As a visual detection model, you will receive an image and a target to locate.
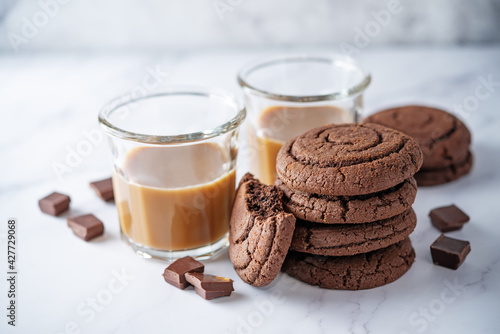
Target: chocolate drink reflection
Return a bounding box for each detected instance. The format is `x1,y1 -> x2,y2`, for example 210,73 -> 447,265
248,105 -> 353,185
113,143 -> 235,251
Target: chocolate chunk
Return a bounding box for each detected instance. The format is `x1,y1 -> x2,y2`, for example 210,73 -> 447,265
39,192 -> 71,216
194,287 -> 232,300
162,257 -> 204,289
90,178 -> 114,202
67,214 -> 104,241
185,272 -> 234,291
429,204 -> 470,232
165,280 -> 190,290
430,234 -> 471,270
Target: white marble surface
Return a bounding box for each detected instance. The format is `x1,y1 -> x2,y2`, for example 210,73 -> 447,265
1,46 -> 500,334
1,0 -> 500,52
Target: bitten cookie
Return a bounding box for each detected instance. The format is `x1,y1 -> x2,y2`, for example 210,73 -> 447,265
363,106 -> 471,170
229,173 -> 296,287
276,177 -> 417,224
290,208 -> 416,256
282,238 -> 415,290
276,123 -> 423,196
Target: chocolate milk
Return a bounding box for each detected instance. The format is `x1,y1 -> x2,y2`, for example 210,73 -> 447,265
248,105 -> 353,184
113,143 -> 235,251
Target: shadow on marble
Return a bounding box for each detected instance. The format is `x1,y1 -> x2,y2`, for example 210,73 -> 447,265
210,291 -> 246,304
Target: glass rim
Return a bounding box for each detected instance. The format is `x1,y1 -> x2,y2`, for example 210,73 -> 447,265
237,53 -> 371,102
98,86 -> 246,144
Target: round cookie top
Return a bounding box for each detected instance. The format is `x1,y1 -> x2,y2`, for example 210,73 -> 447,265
276,123 -> 423,196
363,105 -> 471,169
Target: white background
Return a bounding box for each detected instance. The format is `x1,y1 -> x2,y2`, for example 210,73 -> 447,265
0,0 -> 499,52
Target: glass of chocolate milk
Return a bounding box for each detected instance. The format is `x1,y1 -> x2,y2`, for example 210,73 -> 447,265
238,54 -> 371,185
99,87 -> 245,260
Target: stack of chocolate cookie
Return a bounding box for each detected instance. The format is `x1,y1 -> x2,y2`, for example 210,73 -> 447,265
364,105 -> 473,186
275,123 -> 423,290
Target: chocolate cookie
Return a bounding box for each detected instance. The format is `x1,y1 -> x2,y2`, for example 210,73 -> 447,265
290,208 -> 416,256
363,106 -> 471,170
415,151 -> 473,186
276,123 -> 423,196
229,173 -> 296,287
282,238 -> 415,290
276,177 -> 417,224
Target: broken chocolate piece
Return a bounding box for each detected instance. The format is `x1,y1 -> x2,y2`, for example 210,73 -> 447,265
67,214 -> 104,241
430,234 -> 471,270
39,192 -> 71,216
90,178 -> 114,202
185,272 -> 234,291
429,204 -> 470,232
165,280 -> 190,290
194,287 -> 232,300
162,257 -> 204,289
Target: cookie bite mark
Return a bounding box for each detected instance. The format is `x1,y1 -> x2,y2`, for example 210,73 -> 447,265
229,173 -> 296,287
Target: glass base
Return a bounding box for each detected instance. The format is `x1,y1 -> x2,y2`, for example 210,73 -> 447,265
120,231 -> 229,261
